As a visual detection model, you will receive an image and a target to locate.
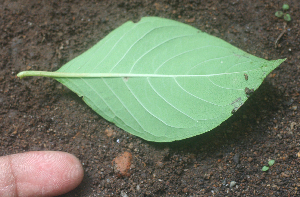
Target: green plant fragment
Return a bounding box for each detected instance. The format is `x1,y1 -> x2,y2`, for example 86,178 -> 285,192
262,166 -> 269,171
268,159 -> 275,166
282,4 -> 289,10
275,11 -> 283,18
17,17 -> 286,142
284,14 -> 291,21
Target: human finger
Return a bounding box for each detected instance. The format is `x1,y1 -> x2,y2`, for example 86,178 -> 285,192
0,151 -> 84,197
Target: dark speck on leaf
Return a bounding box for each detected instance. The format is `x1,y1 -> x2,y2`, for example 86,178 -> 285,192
231,109 -> 236,114
245,87 -> 254,97
123,77 -> 129,82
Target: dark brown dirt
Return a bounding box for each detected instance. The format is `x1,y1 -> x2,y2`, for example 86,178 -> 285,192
1,0 -> 299,196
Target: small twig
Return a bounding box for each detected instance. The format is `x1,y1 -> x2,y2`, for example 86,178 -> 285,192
275,22 -> 287,48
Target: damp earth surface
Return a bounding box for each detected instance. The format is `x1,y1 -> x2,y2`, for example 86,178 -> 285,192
1,0 -> 300,196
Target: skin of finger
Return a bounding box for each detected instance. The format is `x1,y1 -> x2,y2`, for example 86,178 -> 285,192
0,151 -> 84,197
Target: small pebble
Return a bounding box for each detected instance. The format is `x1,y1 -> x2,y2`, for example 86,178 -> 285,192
120,191 -> 128,197
213,29 -> 220,34
291,105 -> 297,111
204,173 -> 211,180
233,153 -> 240,164
182,187 -> 188,193
222,178 -> 227,185
156,161 -> 164,168
281,172 -> 290,178
104,127 -> 115,137
112,151 -> 132,177
128,143 -> 134,149
291,122 -> 297,130
230,181 -> 236,188
185,17 -> 195,23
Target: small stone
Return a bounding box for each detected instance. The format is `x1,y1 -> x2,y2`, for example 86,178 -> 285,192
128,143 -> 134,149
57,32 -> 63,37
10,130 -> 17,136
204,173 -> 211,180
156,161 -> 164,168
230,181 -> 236,188
120,191 -> 128,197
154,2 -> 163,10
185,17 -> 195,23
56,84 -> 63,90
105,127 -> 115,137
291,122 -> 297,130
281,172 -> 290,178
297,152 -> 300,158
233,153 -> 240,164
112,151 -> 132,177
222,178 -> 227,185
213,29 -> 220,34
291,106 -> 297,111
182,187 -> 189,193
215,152 -> 223,157
248,157 -> 253,162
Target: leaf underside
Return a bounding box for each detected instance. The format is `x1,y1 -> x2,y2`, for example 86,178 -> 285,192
45,17 -> 285,142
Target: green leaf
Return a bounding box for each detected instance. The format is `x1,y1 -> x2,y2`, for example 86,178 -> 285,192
17,17 -> 285,142
268,159 -> 275,166
275,11 -> 283,18
262,166 -> 269,172
282,4 -> 289,10
284,14 -> 291,22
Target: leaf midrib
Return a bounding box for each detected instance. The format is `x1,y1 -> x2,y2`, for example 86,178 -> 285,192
17,68 -> 265,79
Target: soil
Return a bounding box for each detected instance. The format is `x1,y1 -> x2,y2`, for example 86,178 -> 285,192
1,0 -> 299,196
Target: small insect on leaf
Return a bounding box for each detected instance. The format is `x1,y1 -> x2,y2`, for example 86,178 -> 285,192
244,73 -> 248,81
16,17 -> 286,142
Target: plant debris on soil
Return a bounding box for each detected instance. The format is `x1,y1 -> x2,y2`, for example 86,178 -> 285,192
1,0 -> 299,196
